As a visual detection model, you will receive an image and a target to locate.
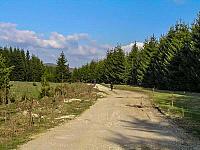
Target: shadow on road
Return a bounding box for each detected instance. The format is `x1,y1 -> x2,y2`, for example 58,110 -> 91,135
105,117 -> 196,150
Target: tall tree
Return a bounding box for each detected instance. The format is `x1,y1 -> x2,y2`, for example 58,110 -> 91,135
142,36 -> 159,87
153,24 -> 185,90
166,23 -> 192,91
44,65 -> 57,82
135,36 -> 158,85
0,54 -> 13,104
191,12 -> 200,91
95,60 -> 106,83
30,55 -> 44,82
56,51 -> 70,82
126,42 -> 139,85
72,67 -> 81,82
10,48 -> 26,81
104,46 -> 126,84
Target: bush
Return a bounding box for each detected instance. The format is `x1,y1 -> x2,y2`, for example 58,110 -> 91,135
10,96 -> 16,103
40,76 -> 51,98
40,86 -> 51,98
33,82 -> 37,86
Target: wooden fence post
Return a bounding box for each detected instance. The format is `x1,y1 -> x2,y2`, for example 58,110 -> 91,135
171,94 -> 174,107
182,108 -> 184,118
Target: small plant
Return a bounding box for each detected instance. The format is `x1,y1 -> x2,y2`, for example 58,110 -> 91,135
21,94 -> 28,101
32,82 -> 37,86
40,76 -> 50,98
10,96 -> 15,103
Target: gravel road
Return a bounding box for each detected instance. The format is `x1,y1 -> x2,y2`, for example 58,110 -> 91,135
20,84 -> 200,150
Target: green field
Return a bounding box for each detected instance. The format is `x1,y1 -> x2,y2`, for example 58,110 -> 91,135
10,81 -> 60,99
108,84 -> 200,138
0,82 -> 98,149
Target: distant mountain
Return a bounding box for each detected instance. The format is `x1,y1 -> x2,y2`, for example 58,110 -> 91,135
44,63 -> 74,72
44,63 -> 57,67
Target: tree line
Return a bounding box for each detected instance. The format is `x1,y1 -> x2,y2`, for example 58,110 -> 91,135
0,47 -> 44,82
0,48 -> 71,83
0,48 -> 71,103
72,12 -> 200,92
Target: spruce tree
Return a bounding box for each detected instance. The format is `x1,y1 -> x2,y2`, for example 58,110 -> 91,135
44,66 -> 57,82
167,23 -> 192,91
95,60 -> 105,83
126,42 -> 139,85
142,36 -> 159,87
30,55 -> 45,82
0,54 -> 13,104
10,48 -> 26,81
104,46 -> 126,84
56,51 -> 70,82
191,12 -> 200,91
135,36 -> 158,85
72,68 -> 80,82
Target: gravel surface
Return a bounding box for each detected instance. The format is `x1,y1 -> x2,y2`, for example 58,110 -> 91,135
20,84 -> 200,150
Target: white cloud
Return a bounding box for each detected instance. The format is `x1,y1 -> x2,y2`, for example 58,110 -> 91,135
0,22 -> 112,67
0,23 -> 89,49
121,42 -> 144,53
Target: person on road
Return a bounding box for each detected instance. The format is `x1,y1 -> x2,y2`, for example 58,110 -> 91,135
110,82 -> 113,91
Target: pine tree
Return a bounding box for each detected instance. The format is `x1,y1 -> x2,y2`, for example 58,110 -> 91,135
95,60 -> 105,83
0,54 -> 13,104
88,60 -> 97,82
126,42 -> 139,85
154,24 -> 185,90
104,46 -> 126,84
44,66 -> 57,82
142,36 -> 159,87
191,12 -> 200,91
30,55 -> 45,82
10,48 -> 26,81
135,36 -> 158,85
56,51 -> 70,82
167,23 -> 192,91
72,68 -> 80,82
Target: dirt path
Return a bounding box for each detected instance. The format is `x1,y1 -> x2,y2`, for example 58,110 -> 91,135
20,84 -> 200,150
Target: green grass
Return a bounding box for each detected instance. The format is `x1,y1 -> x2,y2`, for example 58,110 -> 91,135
108,84 -> 200,138
10,81 -> 60,99
0,82 -> 98,149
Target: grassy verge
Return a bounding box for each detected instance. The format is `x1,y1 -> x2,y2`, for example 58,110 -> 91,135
0,82 -> 98,149
105,84 -> 200,139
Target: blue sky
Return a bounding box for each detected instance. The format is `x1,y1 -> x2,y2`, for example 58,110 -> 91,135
0,0 -> 199,67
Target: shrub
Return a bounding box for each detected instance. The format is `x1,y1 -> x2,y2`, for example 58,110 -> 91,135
32,82 -> 37,86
